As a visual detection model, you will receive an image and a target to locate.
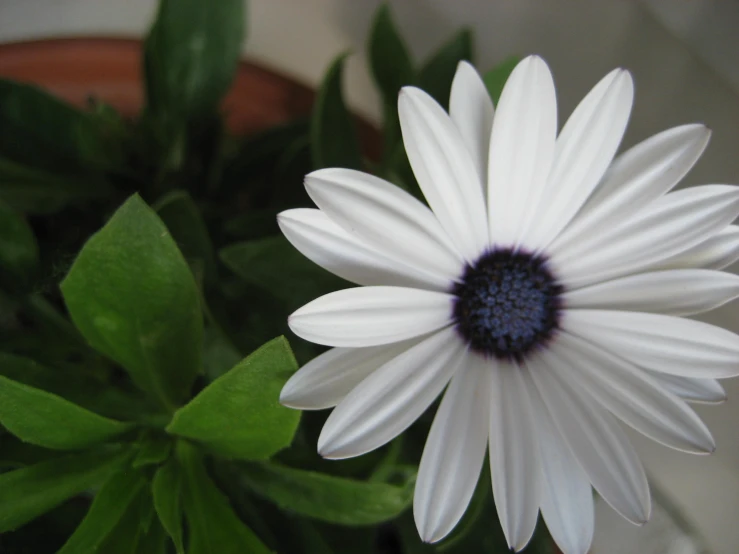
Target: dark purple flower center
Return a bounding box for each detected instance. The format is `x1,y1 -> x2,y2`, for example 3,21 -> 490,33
451,248 -> 563,361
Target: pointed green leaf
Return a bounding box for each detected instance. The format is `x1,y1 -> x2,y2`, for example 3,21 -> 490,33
144,0 -> 244,118
152,458 -> 185,554
179,442 -> 272,554
61,194 -> 203,410
418,29 -> 473,109
0,157 -> 111,215
220,236 -> 349,311
0,351 -> 153,422
0,199 -> 37,291
155,190 -> 217,285
0,79 -> 122,173
0,376 -> 132,449
483,56 -> 520,104
97,492 -> 167,554
57,469 -> 147,554
367,4 -> 416,166
0,448 -> 129,532
368,4 -> 415,105
239,461 -> 416,525
311,53 -> 363,170
167,337 -> 299,460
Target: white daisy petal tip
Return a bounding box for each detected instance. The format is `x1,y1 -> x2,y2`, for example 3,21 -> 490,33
415,511 -> 455,545
278,384 -> 305,410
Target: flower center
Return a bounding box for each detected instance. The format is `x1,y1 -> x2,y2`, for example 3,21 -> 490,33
451,248 -> 563,361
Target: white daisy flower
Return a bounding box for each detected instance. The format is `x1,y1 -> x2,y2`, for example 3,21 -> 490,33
277,55 -> 739,554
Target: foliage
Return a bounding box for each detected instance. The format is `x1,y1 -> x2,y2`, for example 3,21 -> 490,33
0,1 -> 529,553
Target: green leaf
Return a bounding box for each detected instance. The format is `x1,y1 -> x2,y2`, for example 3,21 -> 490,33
0,351 -> 154,422
152,458 -> 185,554
144,0 -> 244,118
311,53 -> 363,170
178,442 -> 272,554
0,79 -> 122,173
155,190 -> 217,285
61,194 -> 203,410
0,376 -> 132,450
368,4 -> 415,106
202,324 -> 243,382
132,434 -> 172,468
0,157 -> 112,215
367,4 -> 416,166
166,337 -> 300,460
220,236 -> 350,311
57,469 -> 148,554
0,199 -> 37,291
0,447 -> 129,532
483,56 -> 520,104
418,29 -> 474,109
239,461 -> 416,525
97,492 -> 167,554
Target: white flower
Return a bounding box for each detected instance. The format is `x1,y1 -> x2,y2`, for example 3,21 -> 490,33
277,55 -> 739,554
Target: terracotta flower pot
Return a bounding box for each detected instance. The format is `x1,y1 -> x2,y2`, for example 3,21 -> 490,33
0,37 -> 379,157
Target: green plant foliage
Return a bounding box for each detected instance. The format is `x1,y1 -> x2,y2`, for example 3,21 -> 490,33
132,434 -> 172,468
178,442 -> 272,553
368,3 -> 416,168
61,194 -> 203,410
220,236 -> 350,310
97,496 -> 168,554
418,29 -> 474,109
311,53 -> 363,170
0,199 -> 37,291
167,337 -> 300,460
56,469 -> 148,553
0,79 -> 122,174
240,461 -> 416,525
0,352 -> 150,422
0,448 -> 129,532
483,56 -> 520,104
368,4 -> 415,108
144,0 -> 245,119
0,376 -> 132,450
152,458 -> 185,554
0,156 -> 112,214
155,189 -> 217,285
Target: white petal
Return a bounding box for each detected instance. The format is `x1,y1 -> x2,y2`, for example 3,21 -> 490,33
278,209 -> 451,291
564,309 -> 739,379
527,69 -> 634,252
489,360 -> 541,551
486,55 -> 557,248
288,286 -> 454,348
552,333 -> 715,454
280,339 -> 422,410
449,61 -> 494,187
305,168 -> 463,281
527,352 -> 651,525
550,124 -> 711,256
398,87 -> 489,261
414,352 -> 490,543
645,372 -> 727,404
563,269 -> 739,316
554,185 -> 739,288
317,327 -> 465,459
526,377 -> 594,554
660,225 -> 739,271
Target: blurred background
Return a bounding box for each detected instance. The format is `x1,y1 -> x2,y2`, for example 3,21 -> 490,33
1,1 -> 738,552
